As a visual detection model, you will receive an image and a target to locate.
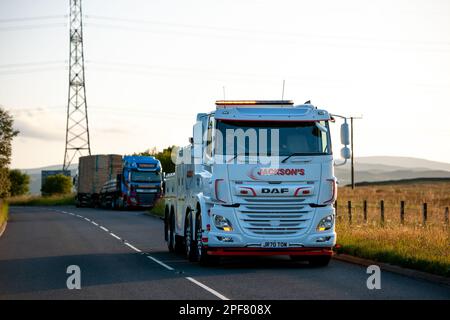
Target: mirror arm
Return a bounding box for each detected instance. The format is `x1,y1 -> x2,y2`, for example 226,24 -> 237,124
334,158 -> 348,167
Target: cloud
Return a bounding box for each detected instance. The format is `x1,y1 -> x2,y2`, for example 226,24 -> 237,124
14,118 -> 63,141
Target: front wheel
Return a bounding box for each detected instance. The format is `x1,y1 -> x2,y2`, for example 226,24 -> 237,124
195,210 -> 220,266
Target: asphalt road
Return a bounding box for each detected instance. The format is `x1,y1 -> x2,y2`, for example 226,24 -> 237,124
0,206 -> 449,300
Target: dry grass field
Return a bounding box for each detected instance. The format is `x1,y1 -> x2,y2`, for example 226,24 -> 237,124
336,181 -> 450,276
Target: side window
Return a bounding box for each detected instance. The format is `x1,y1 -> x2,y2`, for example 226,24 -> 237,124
205,115 -> 214,158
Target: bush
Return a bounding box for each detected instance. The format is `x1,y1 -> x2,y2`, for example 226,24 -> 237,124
41,174 -> 73,196
9,169 -> 30,196
137,146 -> 175,174
0,107 -> 19,198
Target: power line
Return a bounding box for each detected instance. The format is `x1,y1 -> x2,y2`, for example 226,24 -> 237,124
0,15 -> 66,23
0,60 -> 66,69
84,14 -> 450,49
0,22 -> 67,32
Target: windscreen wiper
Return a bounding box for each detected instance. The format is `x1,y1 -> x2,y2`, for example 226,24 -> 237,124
281,153 -> 319,163
227,152 -> 259,163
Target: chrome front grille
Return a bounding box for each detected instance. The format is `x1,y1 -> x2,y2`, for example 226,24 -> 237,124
236,201 -> 313,236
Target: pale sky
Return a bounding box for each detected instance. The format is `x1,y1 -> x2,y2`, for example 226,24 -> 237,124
1,0 -> 449,169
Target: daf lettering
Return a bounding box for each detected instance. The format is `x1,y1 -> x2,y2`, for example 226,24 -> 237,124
261,188 -> 289,194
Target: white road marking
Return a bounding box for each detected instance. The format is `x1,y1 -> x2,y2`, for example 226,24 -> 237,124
76,214 -> 82,218
110,233 -> 121,241
100,226 -> 109,232
185,277 -> 230,301
91,221 -> 99,226
146,256 -> 175,271
84,217 -> 91,222
124,242 -> 142,253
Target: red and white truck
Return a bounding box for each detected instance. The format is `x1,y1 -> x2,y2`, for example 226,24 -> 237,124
164,100 -> 350,265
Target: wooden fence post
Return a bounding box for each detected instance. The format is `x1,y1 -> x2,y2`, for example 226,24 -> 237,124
363,200 -> 367,223
400,201 -> 405,225
380,200 -> 384,226
422,203 -> 427,226
445,207 -> 449,226
348,201 -> 352,224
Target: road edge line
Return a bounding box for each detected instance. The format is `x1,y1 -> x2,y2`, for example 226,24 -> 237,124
333,253 -> 450,287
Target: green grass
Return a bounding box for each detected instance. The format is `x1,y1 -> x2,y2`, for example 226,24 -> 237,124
336,223 -> 450,277
148,199 -> 165,217
7,194 -> 76,206
0,201 -> 8,228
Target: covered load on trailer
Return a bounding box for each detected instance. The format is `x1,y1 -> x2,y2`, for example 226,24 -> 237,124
76,154 -> 123,207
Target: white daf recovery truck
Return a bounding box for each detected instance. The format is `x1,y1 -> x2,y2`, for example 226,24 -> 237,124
164,100 -> 351,265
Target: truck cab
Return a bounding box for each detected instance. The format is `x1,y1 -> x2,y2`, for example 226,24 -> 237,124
119,155 -> 163,209
164,100 -> 350,265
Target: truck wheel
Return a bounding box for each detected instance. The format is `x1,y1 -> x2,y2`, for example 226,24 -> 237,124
184,211 -> 197,262
308,255 -> 331,267
195,210 -> 219,266
168,214 -> 176,252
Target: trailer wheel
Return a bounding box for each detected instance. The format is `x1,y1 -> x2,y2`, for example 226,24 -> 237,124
184,210 -> 197,261
308,255 -> 331,267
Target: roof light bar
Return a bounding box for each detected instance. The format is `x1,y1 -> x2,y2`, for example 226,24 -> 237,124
215,100 -> 294,106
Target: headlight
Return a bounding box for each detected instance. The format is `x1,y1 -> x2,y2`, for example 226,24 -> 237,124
316,215 -> 334,232
213,215 -> 233,232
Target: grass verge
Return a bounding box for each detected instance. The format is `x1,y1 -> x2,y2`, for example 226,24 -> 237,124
0,201 -> 8,229
7,194 -> 76,206
148,199 -> 165,218
336,223 -> 450,277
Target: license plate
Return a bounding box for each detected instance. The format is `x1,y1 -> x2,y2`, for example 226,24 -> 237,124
262,241 -> 288,248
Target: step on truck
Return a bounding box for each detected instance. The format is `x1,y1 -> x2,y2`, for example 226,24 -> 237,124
164,100 -> 351,266
76,155 -> 163,209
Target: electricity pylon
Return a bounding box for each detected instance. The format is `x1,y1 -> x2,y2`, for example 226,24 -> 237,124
63,0 -> 91,170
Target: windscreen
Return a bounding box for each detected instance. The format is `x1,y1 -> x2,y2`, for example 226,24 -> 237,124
130,171 -> 161,183
215,120 -> 331,157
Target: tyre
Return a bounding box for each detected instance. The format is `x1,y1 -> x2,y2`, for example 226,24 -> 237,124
184,210 -> 197,262
195,209 -> 220,266
168,213 -> 176,252
308,255 -> 331,267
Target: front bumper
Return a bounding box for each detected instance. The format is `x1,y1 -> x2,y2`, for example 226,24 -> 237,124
204,246 -> 333,257
205,204 -> 336,249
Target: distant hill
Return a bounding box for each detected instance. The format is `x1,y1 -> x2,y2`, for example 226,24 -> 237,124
355,156 -> 450,172
14,156 -> 450,194
335,156 -> 450,186
353,177 -> 450,187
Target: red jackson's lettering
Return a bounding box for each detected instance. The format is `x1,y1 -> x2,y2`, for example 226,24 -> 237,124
257,168 -> 305,176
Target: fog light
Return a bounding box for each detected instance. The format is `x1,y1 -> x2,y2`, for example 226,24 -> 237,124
316,236 -> 331,243
316,215 -> 334,232
217,236 -> 234,242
